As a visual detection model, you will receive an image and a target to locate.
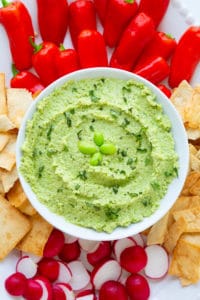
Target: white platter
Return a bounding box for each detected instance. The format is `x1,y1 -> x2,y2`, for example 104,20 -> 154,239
0,0 -> 200,299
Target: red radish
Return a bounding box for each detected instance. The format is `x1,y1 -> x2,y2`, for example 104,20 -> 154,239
52,285 -> 67,300
87,241 -> 111,266
113,238 -> 136,262
79,239 -> 100,252
76,295 -> 96,300
5,272 -> 27,296
76,289 -> 94,297
68,260 -> 91,291
75,281 -> 94,295
118,269 -> 130,285
99,280 -> 128,300
23,278 -> 43,300
43,229 -> 65,257
38,258 -> 59,282
64,234 -> 78,244
22,252 -> 42,263
16,256 -> 37,279
52,283 -> 75,300
144,245 -> 169,279
56,261 -> 72,283
76,289 -> 96,300
35,276 -> 53,300
79,250 -> 93,272
120,245 -> 147,273
131,234 -> 145,247
91,259 -> 121,290
59,241 -> 81,262
125,274 -> 150,300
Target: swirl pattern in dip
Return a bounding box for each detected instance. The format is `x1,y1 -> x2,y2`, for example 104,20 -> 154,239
20,78 -> 178,233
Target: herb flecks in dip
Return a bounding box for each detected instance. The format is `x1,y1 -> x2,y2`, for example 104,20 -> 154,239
20,78 -> 178,233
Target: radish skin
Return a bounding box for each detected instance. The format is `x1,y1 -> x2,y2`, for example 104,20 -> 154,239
144,244 -> 169,279
56,261 -> 72,283
91,259 -> 121,290
79,239 -> 100,253
113,238 -> 136,262
131,234 -> 145,247
79,250 -> 94,272
16,256 -> 37,279
68,261 -> 91,291
53,283 -> 75,300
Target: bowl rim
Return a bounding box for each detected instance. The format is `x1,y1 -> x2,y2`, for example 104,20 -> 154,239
16,67 -> 189,241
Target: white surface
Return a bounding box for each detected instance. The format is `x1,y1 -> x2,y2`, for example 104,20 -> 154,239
0,0 -> 200,299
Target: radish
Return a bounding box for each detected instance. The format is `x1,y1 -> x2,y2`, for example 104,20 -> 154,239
56,261 -> 72,283
35,276 -> 53,300
87,241 -> 111,266
43,229 -> 65,258
131,234 -> 145,247
68,260 -> 91,290
91,259 -> 121,290
5,272 -> 27,296
64,234 -> 78,244
118,269 -> 130,285
58,241 -> 81,262
125,274 -> 150,300
52,285 -> 67,300
79,250 -> 94,272
52,283 -> 75,300
76,294 -> 96,300
78,239 -> 100,252
23,278 -> 43,300
75,281 -> 94,295
76,289 -> 96,300
16,256 -> 38,279
99,280 -> 128,300
113,238 -> 136,262
38,258 -> 60,282
120,245 -> 147,273
22,252 -> 42,263
144,245 -> 169,279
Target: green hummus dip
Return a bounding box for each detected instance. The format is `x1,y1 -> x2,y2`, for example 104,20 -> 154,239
20,78 -> 178,233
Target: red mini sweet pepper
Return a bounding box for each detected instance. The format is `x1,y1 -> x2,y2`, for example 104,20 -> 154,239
0,0 -> 34,70
110,12 -> 155,71
56,45 -> 80,78
157,84 -> 172,98
103,0 -> 138,48
10,65 -> 44,94
69,0 -> 96,49
133,56 -> 170,84
37,0 -> 69,46
93,0 -> 108,25
135,31 -> 177,68
77,29 -> 108,68
31,40 -> 60,86
138,0 -> 170,28
169,26 -> 200,88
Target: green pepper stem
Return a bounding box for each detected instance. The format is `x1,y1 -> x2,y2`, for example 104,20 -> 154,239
1,0 -> 10,7
11,64 -> 19,77
29,36 -> 43,53
59,43 -> 65,51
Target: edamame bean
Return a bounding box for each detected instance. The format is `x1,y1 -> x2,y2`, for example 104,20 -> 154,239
93,132 -> 104,146
78,141 -> 97,155
90,152 -> 103,166
100,143 -> 116,155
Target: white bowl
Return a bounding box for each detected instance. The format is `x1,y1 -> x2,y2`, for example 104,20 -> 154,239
16,67 -> 189,241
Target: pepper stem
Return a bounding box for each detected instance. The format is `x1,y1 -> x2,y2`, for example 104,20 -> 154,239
29,36 -> 43,53
59,44 -> 65,51
11,64 -> 19,77
1,0 -> 9,7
